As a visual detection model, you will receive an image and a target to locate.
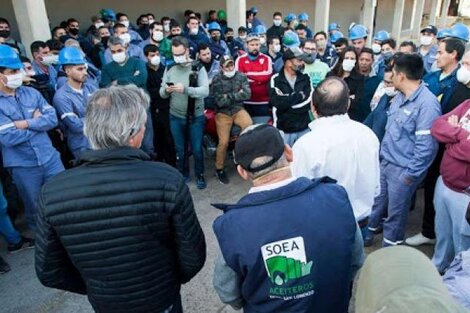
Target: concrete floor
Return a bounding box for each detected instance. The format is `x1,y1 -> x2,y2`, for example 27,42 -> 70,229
0,158 -> 433,313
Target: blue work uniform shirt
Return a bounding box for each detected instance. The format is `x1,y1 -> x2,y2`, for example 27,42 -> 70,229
423,65 -> 460,113
52,82 -> 97,158
0,86 -> 59,167
380,82 -> 441,179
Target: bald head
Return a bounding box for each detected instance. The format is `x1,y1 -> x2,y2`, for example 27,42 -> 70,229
312,77 -> 350,117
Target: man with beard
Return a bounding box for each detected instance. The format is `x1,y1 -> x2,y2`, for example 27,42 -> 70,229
270,47 -> 312,146
0,18 -> 27,56
235,33 -> 273,119
53,47 -> 97,159
301,39 -> 330,87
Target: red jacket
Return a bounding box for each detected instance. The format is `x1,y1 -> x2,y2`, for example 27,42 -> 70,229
235,53 -> 273,105
431,99 -> 470,193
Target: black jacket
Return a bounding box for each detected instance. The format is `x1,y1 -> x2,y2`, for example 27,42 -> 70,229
147,65 -> 170,111
269,69 -> 313,133
35,147 -> 206,313
344,69 -> 366,122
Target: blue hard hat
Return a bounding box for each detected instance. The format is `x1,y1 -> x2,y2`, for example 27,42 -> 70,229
100,8 -> 116,21
373,30 -> 390,42
0,44 -> 22,69
284,13 -> 297,24
328,23 -> 340,31
437,28 -> 453,40
330,31 -> 344,43
250,7 -> 258,14
254,25 -> 266,35
349,24 -> 368,40
208,21 -> 221,32
450,23 -> 469,42
298,12 -> 309,21
282,30 -> 300,48
58,47 -> 85,66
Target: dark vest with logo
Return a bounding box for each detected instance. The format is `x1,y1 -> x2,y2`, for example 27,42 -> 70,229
213,177 -> 357,313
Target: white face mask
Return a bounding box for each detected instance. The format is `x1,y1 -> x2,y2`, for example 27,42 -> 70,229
260,37 -> 266,45
372,43 -> 381,54
273,19 -> 282,27
163,23 -> 170,32
112,51 -> 127,63
41,54 -> 58,66
4,72 -> 23,89
121,20 -> 130,28
150,55 -> 161,66
148,19 -> 155,25
457,66 -> 470,85
190,27 -> 198,35
384,86 -> 398,97
95,22 -> 104,29
223,70 -> 236,78
174,55 -> 187,64
240,34 -> 247,40
273,44 -> 281,53
119,33 -> 131,45
152,31 -> 164,42
420,35 -> 433,46
342,59 -> 356,72
247,22 -> 252,29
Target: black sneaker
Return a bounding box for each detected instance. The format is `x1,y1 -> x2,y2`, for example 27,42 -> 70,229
196,175 -> 207,190
8,236 -> 35,254
0,257 -> 10,274
215,170 -> 229,184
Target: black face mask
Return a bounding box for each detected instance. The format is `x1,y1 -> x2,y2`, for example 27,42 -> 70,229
101,36 -> 110,44
0,30 -> 10,38
69,28 -> 79,36
248,50 -> 259,57
212,35 -> 220,42
226,36 -> 233,42
140,24 -> 149,30
303,52 -> 317,65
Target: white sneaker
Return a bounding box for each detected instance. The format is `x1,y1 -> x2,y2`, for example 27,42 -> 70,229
405,233 -> 436,246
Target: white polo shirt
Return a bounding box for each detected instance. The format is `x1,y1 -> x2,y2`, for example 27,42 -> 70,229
292,114 -> 380,221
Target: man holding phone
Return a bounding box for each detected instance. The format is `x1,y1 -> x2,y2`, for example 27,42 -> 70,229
160,36 -> 209,189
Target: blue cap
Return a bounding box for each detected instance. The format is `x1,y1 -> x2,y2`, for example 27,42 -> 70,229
298,13 -> 309,21
208,21 -> 221,32
0,44 -> 23,69
349,24 -> 368,40
282,30 -> 300,48
450,23 -> 469,42
284,13 -> 297,24
328,23 -> 340,31
250,7 -> 258,14
254,25 -> 266,35
330,31 -> 344,43
437,28 -> 453,40
100,8 -> 116,21
58,46 -> 85,66
373,30 -> 391,42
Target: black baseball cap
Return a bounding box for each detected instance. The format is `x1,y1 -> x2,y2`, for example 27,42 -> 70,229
421,25 -> 438,35
234,124 -> 285,172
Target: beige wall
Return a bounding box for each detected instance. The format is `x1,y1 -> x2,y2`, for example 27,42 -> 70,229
0,0 -> 427,45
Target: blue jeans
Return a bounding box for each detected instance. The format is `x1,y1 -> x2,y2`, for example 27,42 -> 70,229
170,114 -> 205,178
10,154 -> 64,230
280,128 -> 310,147
0,181 -> 20,244
432,176 -> 470,274
368,160 -> 423,247
141,109 -> 155,156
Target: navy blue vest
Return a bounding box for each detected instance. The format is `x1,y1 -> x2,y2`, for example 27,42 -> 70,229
213,177 -> 357,313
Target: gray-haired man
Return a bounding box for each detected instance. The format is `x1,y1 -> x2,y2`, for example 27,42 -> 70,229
35,85 -> 206,313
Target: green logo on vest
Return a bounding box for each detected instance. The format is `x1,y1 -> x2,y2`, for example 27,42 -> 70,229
261,237 -> 315,300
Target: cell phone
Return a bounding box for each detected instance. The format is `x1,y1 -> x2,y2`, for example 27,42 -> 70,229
166,82 -> 174,86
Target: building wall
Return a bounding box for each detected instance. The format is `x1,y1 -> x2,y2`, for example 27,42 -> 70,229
0,0 -> 428,45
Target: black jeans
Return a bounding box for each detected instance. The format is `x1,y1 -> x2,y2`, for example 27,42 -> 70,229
421,146 -> 445,239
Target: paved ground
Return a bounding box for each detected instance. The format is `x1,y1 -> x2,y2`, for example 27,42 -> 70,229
0,158 -> 433,313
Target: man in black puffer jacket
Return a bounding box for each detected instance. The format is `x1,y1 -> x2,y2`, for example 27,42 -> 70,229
35,85 -> 206,313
